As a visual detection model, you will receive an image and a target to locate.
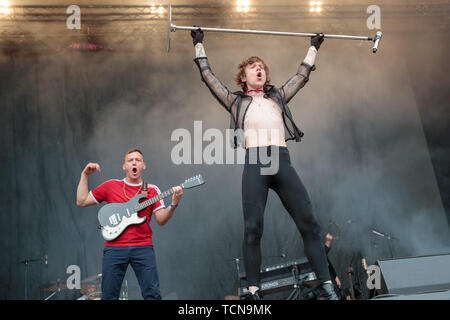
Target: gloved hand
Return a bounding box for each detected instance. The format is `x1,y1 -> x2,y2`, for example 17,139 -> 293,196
190,26 -> 204,46
311,33 -> 325,50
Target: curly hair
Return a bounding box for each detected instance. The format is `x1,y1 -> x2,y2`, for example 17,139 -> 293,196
234,56 -> 271,92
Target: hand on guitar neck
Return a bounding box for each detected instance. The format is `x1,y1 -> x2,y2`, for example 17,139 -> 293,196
171,185 -> 183,207
153,185 -> 183,226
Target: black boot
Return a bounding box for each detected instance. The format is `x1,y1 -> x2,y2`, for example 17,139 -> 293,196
248,290 -> 263,300
318,282 -> 339,300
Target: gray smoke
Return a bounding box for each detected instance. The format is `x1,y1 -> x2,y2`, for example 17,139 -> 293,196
1,1 -> 449,300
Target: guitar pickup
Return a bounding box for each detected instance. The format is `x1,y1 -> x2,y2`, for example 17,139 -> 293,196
109,214 -> 119,226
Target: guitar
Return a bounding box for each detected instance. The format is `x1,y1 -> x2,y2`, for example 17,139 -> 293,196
346,264 -> 355,300
97,175 -> 205,241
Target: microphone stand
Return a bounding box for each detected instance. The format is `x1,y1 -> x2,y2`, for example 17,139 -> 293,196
264,253 -> 287,259
233,257 -> 242,297
19,257 -> 45,300
371,229 -> 399,258
121,279 -> 129,300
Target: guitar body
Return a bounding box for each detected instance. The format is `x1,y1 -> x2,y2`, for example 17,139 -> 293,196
98,194 -> 147,241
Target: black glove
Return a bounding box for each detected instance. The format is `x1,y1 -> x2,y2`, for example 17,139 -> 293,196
190,26 -> 204,46
311,33 -> 325,50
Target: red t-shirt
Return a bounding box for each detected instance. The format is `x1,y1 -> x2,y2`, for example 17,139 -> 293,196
90,179 -> 165,247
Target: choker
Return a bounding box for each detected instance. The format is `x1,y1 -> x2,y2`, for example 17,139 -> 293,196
247,89 -> 264,95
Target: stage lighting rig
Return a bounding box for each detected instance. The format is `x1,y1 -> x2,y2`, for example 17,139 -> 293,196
237,0 -> 250,13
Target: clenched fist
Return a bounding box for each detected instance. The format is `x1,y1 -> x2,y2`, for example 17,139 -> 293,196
82,163 -> 101,176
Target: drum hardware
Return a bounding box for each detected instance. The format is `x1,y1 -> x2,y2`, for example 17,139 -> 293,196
40,279 -> 67,300
120,279 -> 129,300
286,265 -> 318,300
236,257 -> 318,299
80,274 -> 102,300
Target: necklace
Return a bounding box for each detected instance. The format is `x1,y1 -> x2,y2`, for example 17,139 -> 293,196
123,180 -> 142,200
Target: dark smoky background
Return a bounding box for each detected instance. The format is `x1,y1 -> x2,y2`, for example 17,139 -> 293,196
0,1 -> 449,300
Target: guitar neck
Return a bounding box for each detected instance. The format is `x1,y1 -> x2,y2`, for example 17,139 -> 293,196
133,187 -> 178,212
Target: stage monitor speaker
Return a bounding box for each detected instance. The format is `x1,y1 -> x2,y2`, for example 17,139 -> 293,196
376,253 -> 450,295
372,290 -> 450,300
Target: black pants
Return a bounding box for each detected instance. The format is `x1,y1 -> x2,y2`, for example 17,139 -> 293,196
242,146 -> 331,287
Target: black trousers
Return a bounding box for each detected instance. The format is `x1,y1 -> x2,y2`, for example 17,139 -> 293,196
242,146 -> 331,287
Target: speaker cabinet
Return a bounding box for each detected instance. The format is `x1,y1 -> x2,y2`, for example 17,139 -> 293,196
376,253 -> 450,295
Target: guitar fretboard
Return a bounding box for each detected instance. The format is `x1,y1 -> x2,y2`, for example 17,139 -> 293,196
133,187 -> 179,212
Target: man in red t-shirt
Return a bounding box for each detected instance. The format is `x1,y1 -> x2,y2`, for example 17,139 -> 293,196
76,148 -> 183,300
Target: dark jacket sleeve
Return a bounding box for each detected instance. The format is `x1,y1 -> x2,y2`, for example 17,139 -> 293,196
324,245 -> 337,280
194,57 -> 238,113
279,62 -> 315,104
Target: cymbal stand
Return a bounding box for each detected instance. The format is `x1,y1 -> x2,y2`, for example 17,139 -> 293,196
44,279 -> 63,300
120,279 -> 129,300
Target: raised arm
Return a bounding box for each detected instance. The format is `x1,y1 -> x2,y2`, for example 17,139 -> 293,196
76,163 -> 100,207
191,28 -> 238,112
280,33 -> 324,103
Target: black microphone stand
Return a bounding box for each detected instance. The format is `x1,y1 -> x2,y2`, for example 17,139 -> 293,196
19,256 -> 45,300
372,229 -> 399,258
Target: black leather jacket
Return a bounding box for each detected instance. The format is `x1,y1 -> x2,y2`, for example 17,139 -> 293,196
194,56 -> 315,148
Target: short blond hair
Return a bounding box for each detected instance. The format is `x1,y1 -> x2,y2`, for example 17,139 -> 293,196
124,148 -> 144,161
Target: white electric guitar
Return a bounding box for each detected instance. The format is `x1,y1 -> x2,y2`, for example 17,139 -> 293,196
97,175 -> 204,241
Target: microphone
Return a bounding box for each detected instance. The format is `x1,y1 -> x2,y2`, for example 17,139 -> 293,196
372,230 -> 385,237
372,229 -> 393,240
372,31 -> 382,53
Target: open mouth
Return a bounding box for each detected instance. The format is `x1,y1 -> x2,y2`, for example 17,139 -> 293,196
132,168 -> 137,173
257,71 -> 262,78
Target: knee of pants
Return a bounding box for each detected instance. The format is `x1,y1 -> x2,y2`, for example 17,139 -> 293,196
244,223 -> 263,246
300,219 -> 322,241
141,286 -> 161,300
